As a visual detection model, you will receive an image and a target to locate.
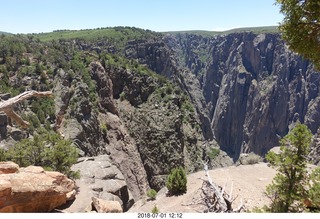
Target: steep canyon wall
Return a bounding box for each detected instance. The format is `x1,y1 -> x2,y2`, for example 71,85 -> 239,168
164,32 -> 320,160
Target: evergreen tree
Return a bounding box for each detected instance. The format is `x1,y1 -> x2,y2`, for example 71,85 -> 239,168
275,0 -> 320,70
166,166 -> 187,195
50,138 -> 79,177
308,167 -> 320,210
147,189 -> 157,200
265,123 -> 320,212
0,130 -> 79,179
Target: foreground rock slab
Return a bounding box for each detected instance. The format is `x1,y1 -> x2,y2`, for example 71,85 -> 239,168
60,155 -> 133,212
0,161 -> 19,174
92,197 -> 123,213
0,162 -> 76,212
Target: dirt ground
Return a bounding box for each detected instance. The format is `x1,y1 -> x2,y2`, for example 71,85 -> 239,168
128,162 -> 278,213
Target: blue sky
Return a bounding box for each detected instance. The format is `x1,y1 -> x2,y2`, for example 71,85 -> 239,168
2,0 -> 283,34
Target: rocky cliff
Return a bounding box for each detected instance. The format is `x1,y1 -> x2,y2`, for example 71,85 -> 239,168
162,32 -> 320,160
1,28 -> 320,212
0,31 -> 206,204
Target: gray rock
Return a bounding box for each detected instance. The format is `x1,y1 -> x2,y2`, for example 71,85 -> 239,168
99,192 -> 122,205
0,113 -> 8,140
0,93 -> 11,100
0,113 -> 8,126
91,197 -> 123,213
71,155 -> 134,211
89,61 -> 118,115
163,32 -> 320,161
9,127 -> 27,141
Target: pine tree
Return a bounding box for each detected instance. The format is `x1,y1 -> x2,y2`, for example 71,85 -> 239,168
265,123 -> 320,212
308,167 -> 320,210
1,130 -> 79,179
50,138 -> 79,178
166,166 -> 187,195
276,0 -> 320,70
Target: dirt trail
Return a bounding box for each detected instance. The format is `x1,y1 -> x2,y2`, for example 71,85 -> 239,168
128,162 -> 277,213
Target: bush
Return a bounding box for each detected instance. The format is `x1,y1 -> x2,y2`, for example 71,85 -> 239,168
165,85 -> 173,95
147,189 -> 157,200
246,153 -> 262,165
166,166 -> 187,195
119,91 -> 125,101
208,147 -> 220,160
1,129 -> 79,179
238,152 -> 262,165
151,205 -> 160,214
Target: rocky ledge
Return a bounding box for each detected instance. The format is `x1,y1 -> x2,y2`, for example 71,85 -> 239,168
0,161 -> 76,212
62,155 -> 134,213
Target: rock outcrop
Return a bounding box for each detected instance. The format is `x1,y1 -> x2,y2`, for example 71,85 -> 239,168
0,161 -> 18,174
53,62 -> 150,201
107,63 -> 204,190
0,113 -> 8,141
162,32 -> 320,160
124,38 -> 214,141
91,197 -> 123,213
89,61 -> 118,115
68,155 -> 134,212
53,68 -> 107,156
0,162 -> 76,212
309,127 -> 320,165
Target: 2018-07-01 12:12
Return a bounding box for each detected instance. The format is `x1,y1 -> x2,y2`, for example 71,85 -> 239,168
137,213 -> 183,218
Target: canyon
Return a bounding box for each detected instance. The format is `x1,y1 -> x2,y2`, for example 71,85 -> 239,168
0,27 -> 319,211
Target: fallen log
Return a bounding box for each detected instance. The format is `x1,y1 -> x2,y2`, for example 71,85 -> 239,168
200,161 -> 245,213
0,90 -> 53,128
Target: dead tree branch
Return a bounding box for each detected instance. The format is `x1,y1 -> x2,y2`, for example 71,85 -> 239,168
199,161 -> 245,213
0,90 -> 53,128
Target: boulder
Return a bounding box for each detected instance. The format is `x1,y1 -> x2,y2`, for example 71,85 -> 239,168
0,162 -> 19,174
0,113 -> 8,126
8,127 -> 26,141
0,113 -> 8,140
64,155 -> 134,212
91,197 -> 122,213
0,162 -> 76,212
0,93 -> 11,101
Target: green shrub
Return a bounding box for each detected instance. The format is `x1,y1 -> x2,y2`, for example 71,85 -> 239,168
246,153 -> 262,165
151,205 -> 160,214
147,189 -> 157,200
165,85 -> 173,95
0,149 -> 6,161
208,147 -> 220,160
182,100 -> 195,113
99,123 -> 108,133
119,91 -> 125,101
249,206 -> 268,213
50,138 -> 79,178
2,130 -> 79,179
166,166 -> 187,195
309,167 -> 320,208
239,152 -> 262,165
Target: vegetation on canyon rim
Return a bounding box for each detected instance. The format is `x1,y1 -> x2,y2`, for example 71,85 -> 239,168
0,128 -> 80,179
0,0 -> 320,213
257,124 -> 320,212
276,0 -> 320,70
